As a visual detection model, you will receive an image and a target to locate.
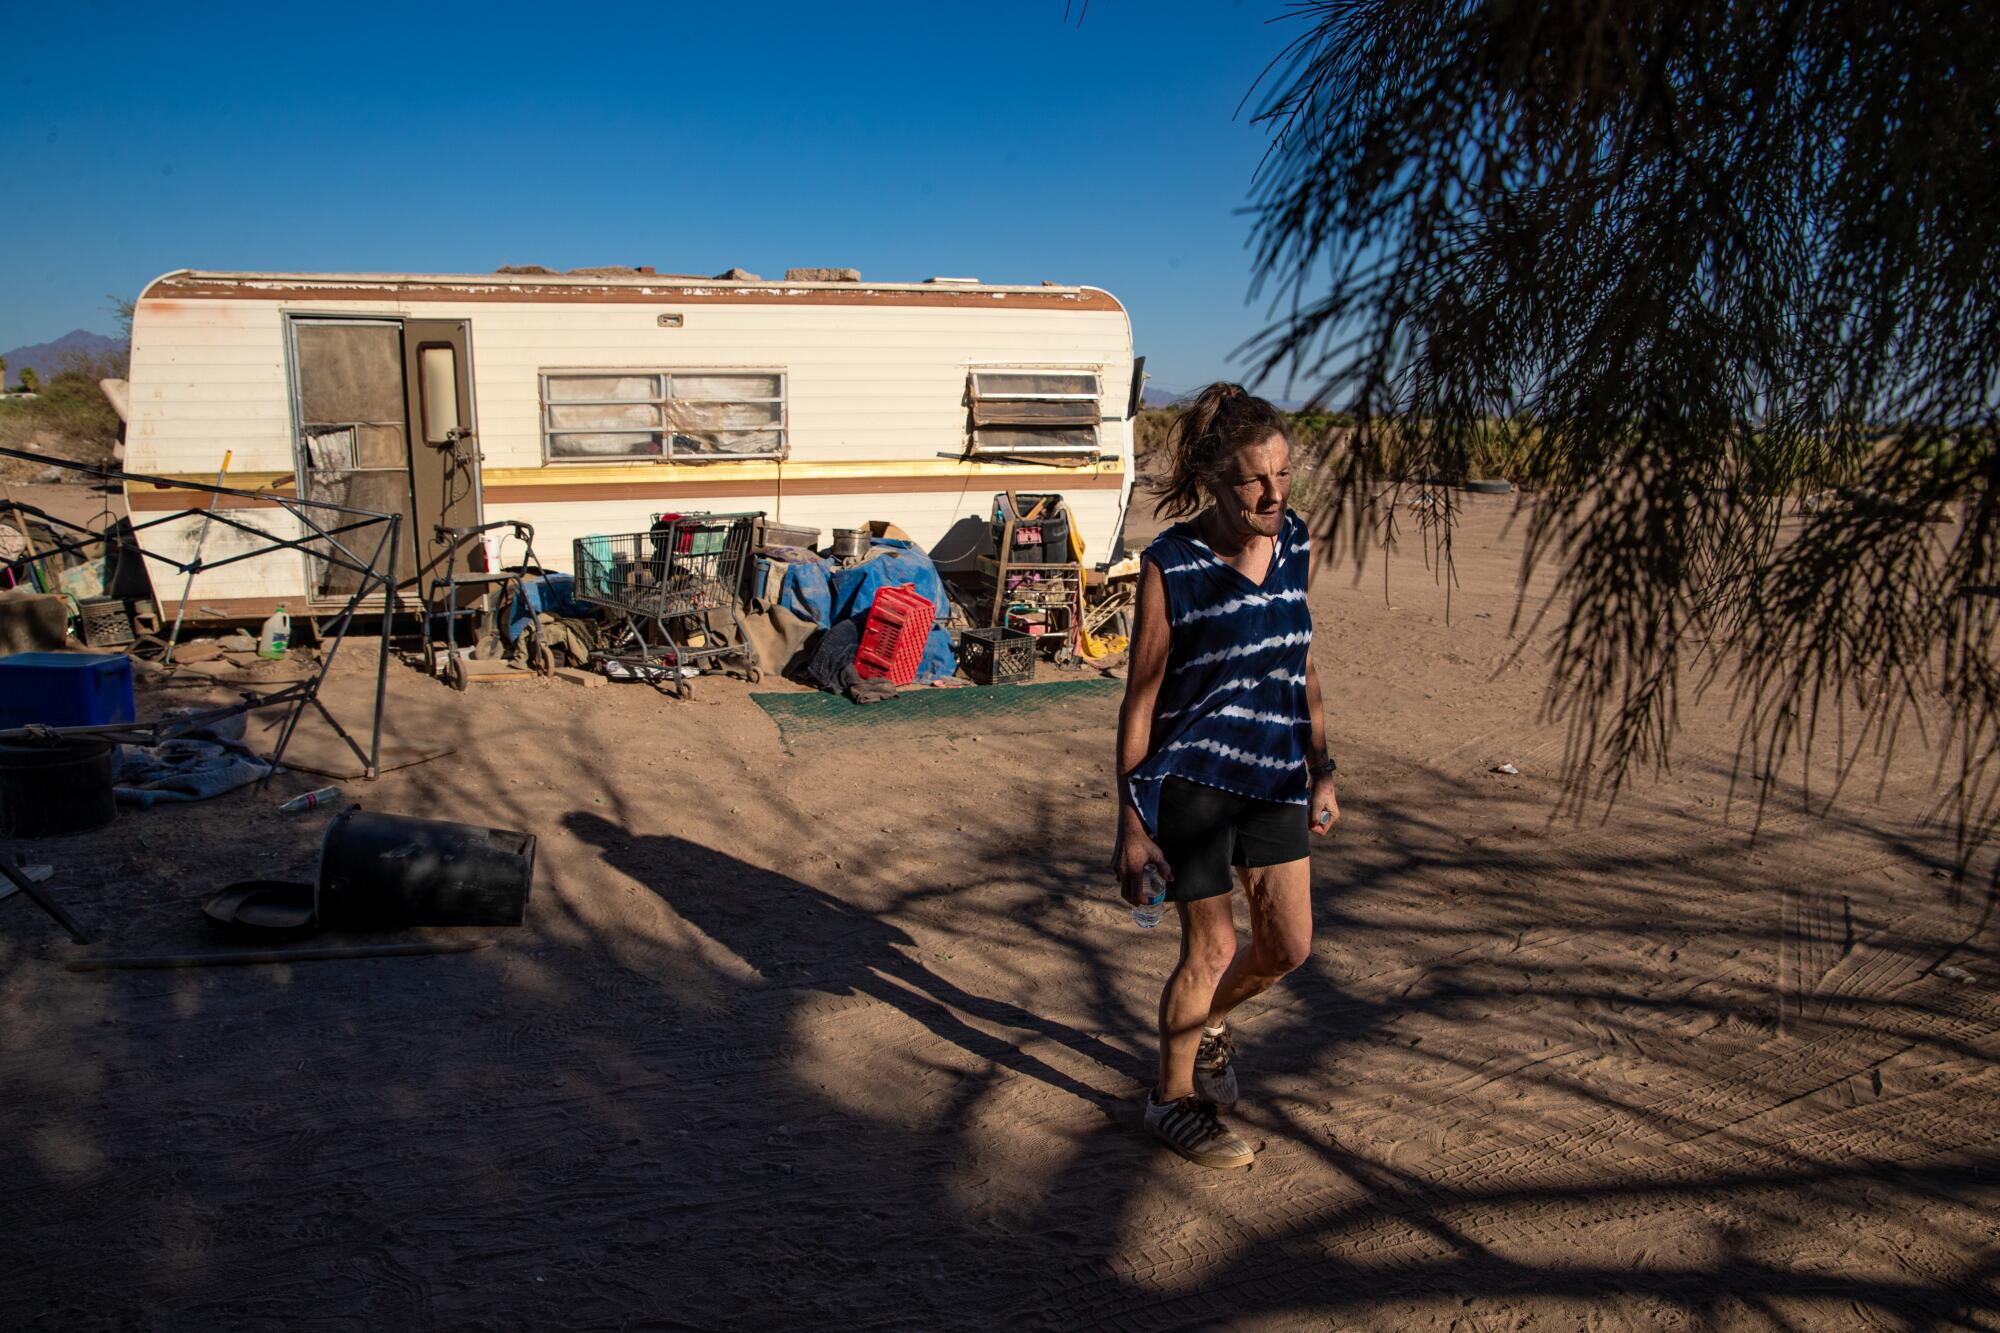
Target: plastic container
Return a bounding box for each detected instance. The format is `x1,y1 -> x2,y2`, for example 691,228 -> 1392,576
0,652 -> 136,729
758,520 -> 820,553
853,583 -> 935,686
258,606 -> 291,660
957,626 -> 1036,685
317,807 -> 536,928
0,738 -> 115,837
1132,866 -> 1168,928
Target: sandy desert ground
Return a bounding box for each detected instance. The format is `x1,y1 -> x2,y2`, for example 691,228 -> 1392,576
3,491 -> 1996,1330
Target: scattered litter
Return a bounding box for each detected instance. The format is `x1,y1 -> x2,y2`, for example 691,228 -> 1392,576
278,786 -> 340,813
602,659 -> 699,682
1492,762 -> 1520,775
204,880 -> 317,940
1936,964 -> 1975,984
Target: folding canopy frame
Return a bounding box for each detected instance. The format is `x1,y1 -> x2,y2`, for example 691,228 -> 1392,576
0,445 -> 402,780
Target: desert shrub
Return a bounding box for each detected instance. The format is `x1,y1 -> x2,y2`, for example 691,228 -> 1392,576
0,350 -> 127,480
1133,408 -> 1181,462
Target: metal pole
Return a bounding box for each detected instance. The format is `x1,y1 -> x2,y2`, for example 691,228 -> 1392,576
164,449 -> 232,664
260,515 -> 390,782
66,938 -> 491,972
0,856 -> 91,944
369,514 -> 400,780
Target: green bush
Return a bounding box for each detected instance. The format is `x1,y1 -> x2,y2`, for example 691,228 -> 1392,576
0,349 -> 127,479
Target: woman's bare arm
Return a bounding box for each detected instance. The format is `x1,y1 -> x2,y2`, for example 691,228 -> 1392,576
1114,558 -> 1174,897
1304,645 -> 1340,834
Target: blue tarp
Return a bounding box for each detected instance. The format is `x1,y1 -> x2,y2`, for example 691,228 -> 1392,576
504,572 -> 593,644
778,558 -> 834,628
827,540 -> 948,625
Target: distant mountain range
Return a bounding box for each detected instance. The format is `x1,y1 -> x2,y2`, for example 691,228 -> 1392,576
1141,383 -> 1312,412
1,329 -> 126,383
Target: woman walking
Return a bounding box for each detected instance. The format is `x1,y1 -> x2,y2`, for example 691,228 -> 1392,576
1115,381 -> 1339,1169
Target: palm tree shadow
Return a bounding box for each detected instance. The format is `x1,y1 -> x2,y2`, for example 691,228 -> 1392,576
563,811 -> 1137,1116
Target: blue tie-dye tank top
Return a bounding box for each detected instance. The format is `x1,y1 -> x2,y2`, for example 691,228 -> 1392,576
1127,509 -> 1313,835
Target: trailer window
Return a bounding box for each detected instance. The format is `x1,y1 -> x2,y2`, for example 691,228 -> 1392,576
541,371 -> 786,462
967,369 -> 1101,458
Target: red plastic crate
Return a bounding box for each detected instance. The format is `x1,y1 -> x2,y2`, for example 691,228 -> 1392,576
853,583 -> 935,686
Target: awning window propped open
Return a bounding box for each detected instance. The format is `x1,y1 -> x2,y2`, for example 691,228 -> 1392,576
967,369 -> 1102,458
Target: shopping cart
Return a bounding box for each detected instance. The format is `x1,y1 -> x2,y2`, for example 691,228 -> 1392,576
572,511 -> 762,699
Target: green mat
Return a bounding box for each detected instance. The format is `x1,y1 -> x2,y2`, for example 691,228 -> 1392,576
752,677 -> 1120,746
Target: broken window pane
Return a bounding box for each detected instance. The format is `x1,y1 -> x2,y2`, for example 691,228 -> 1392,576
304,426 -> 356,471
672,430 -> 784,456
667,400 -> 782,432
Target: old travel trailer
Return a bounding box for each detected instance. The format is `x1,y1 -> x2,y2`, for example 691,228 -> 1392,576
121,268 -> 1139,621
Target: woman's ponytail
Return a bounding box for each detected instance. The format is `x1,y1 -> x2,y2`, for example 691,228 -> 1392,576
1153,381 -> 1290,519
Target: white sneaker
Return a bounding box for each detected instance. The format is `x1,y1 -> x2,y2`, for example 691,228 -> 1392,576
1145,1092 -> 1253,1169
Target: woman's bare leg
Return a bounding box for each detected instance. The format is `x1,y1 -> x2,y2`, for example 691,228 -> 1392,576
1205,858 -> 1312,1026
1155,894 -> 1240,1101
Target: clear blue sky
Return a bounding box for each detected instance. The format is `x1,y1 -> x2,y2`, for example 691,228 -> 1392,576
0,0 -> 1318,395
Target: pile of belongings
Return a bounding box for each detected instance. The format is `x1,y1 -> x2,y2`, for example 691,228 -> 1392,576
777,533 -> 957,702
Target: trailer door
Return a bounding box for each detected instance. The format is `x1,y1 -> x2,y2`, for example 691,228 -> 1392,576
403,319 -> 481,586
289,318 -> 420,605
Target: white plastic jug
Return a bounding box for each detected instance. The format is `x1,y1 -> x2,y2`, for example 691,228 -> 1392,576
258,606 -> 291,660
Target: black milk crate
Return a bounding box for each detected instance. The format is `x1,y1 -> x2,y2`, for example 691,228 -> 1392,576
572,514 -> 755,620
76,596 -> 137,648
958,626 -> 1036,686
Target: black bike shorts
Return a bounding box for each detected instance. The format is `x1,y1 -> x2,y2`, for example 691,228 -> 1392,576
1154,776 -> 1310,903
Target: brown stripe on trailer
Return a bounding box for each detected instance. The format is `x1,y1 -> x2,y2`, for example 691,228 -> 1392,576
129,484 -> 296,511
140,271 -> 1126,312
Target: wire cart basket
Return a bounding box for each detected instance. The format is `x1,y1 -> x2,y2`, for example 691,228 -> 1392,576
572,512 -> 762,698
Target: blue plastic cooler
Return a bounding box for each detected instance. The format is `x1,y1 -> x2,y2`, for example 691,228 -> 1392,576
0,652 -> 137,729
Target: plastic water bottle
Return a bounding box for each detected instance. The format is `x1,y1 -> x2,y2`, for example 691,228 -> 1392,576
1132,866 -> 1168,929
258,605 -> 291,660
278,786 -> 338,813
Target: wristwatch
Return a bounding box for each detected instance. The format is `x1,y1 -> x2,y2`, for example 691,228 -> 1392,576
1308,749 -> 1337,778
